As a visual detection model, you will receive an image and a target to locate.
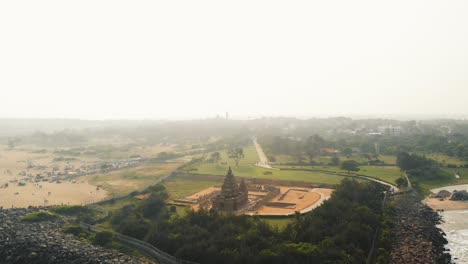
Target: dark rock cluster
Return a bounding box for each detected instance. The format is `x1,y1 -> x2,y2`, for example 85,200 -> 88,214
0,207 -> 144,264
450,190 -> 468,201
390,195 -> 452,264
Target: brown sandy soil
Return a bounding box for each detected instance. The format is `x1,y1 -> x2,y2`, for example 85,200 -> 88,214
186,187 -> 220,200
254,187 -> 333,215
0,149 -> 104,208
314,188 -> 334,197
0,150 -> 49,176
0,181 -> 108,208
423,197 -> 468,211
179,186 -> 333,215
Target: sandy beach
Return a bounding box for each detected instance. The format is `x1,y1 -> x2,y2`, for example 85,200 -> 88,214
424,198 -> 468,211
424,185 -> 468,211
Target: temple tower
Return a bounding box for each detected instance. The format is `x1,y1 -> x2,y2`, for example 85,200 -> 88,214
212,167 -> 248,212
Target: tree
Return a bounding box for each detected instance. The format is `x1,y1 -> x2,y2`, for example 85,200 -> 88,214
211,152 -> 221,164
93,230 -> 113,246
228,148 -> 244,167
395,177 -> 407,187
342,148 -> 353,158
340,160 -> 360,173
331,156 -> 340,166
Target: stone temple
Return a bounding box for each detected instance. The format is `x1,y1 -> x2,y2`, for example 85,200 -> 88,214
212,167 -> 248,212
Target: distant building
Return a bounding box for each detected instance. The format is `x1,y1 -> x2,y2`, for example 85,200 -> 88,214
212,167 -> 248,212
321,148 -> 340,155
378,125 -> 402,136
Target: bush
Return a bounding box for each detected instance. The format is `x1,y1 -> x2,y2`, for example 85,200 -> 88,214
50,205 -> 88,215
63,225 -> 84,236
21,211 -> 58,222
395,177 -> 407,187
93,230 -> 114,246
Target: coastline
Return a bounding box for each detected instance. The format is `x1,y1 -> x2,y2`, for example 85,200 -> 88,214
425,184 -> 468,263
424,184 -> 468,211
424,198 -> 468,211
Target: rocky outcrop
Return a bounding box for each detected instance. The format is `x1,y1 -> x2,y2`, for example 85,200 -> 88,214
389,195 -> 451,264
0,207 -> 145,264
450,190 -> 468,201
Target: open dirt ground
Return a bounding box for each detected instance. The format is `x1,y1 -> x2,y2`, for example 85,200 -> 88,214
424,197 -> 468,211
253,187 -> 333,215
178,185 -> 333,216
0,148 -> 102,207
0,181 -> 108,208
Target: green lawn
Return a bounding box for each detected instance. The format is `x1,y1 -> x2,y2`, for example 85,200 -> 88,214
272,165 -> 402,185
425,153 -> 467,166
163,177 -> 223,199
271,154 -> 396,166
190,163 -> 344,185
415,168 -> 468,193
216,145 -> 259,164
355,166 -> 402,184
99,196 -> 141,212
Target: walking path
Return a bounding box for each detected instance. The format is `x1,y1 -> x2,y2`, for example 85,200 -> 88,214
253,138 -> 278,170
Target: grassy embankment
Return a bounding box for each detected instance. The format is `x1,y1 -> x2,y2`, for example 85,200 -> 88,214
415,168 -> 468,194
86,163 -> 181,196
273,154 -> 397,166
398,153 -> 468,194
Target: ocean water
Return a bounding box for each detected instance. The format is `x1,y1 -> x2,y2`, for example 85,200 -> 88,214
439,210 -> 468,263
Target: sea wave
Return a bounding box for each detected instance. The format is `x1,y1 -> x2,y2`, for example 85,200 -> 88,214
439,210 -> 468,263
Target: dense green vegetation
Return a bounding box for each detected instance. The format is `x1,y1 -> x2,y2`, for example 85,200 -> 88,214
21,211 -> 58,222
396,152 -> 453,193
105,180 -> 389,264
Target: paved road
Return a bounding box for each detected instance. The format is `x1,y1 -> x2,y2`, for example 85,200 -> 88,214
253,138 -> 276,169
353,174 -> 399,192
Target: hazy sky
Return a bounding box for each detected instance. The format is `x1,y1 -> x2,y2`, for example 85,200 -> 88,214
1,1 -> 468,120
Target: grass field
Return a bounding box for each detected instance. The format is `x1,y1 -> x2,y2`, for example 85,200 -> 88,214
189,163 -> 344,185
425,153 -> 467,166
86,163 -> 181,196
215,145 -> 259,165
271,153 -> 396,165
99,196 -> 141,212
271,165 -> 402,185
415,168 -> 468,194
163,176 -> 223,199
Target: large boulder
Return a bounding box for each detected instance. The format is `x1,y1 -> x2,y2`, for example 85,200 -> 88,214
450,190 -> 468,201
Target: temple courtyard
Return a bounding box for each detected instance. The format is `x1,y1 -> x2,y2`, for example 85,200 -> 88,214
172,168 -> 333,216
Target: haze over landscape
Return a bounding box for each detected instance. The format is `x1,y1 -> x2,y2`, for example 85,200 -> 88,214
1,0 -> 468,119
2,1 -> 468,264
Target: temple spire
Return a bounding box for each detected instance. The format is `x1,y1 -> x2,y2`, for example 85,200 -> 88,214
221,167 -> 238,198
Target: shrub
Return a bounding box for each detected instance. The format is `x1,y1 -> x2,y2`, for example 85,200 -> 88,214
63,225 -> 84,236
93,230 -> 114,246
21,211 -> 58,222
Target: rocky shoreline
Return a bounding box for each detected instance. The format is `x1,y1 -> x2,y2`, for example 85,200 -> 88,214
390,194 -> 452,264
0,207 -> 145,264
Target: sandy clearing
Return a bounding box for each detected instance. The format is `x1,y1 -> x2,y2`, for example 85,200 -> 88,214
0,181 -> 108,208
186,187 -> 220,200
424,197 -> 468,211
254,187 -> 333,215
